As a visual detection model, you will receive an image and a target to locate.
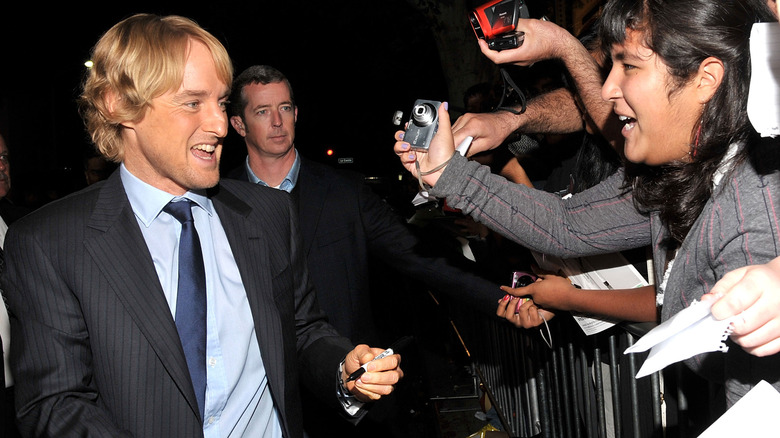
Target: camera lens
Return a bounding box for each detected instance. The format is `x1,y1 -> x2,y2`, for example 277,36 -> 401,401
411,103 -> 437,127
516,275 -> 534,287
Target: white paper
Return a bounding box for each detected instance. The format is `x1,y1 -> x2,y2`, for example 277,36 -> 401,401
698,380 -> 780,437
747,22 -> 780,138
624,300 -> 735,378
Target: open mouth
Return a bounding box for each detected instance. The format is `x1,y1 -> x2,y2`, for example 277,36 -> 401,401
618,115 -> 636,132
192,144 -> 217,159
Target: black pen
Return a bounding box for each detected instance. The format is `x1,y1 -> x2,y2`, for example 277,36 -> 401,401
346,347 -> 394,382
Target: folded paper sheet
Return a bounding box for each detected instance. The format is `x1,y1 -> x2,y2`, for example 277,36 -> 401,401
624,300 -> 735,378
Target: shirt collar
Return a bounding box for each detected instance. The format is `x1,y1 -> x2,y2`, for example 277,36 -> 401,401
245,149 -> 300,193
119,163 -> 214,227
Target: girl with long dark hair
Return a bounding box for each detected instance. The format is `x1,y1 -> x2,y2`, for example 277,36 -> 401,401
394,0 -> 779,406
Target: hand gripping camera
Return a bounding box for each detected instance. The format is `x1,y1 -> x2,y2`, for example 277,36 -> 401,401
511,271 -> 537,305
404,100 -> 441,150
468,0 -> 530,51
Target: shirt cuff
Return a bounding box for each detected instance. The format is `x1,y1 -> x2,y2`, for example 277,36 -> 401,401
337,360 -> 365,416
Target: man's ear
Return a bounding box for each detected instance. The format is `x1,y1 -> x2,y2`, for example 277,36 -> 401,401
230,116 -> 246,136
696,56 -> 724,104
104,90 -> 131,128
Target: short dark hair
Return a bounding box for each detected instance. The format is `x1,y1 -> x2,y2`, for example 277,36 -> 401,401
229,65 -> 294,119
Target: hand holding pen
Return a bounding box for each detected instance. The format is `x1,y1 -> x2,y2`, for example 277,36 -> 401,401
341,337 -> 410,402
346,347 -> 395,382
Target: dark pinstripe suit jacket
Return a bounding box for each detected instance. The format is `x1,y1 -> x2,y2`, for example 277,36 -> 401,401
2,171 -> 354,437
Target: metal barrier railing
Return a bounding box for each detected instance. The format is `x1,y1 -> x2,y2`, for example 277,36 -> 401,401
435,294 -> 721,438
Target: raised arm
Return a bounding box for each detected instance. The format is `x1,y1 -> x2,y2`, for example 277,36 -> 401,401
453,18 -> 623,154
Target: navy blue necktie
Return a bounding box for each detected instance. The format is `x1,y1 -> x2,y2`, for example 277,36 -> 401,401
164,199 -> 207,419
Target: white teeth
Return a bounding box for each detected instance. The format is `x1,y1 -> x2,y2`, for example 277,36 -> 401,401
193,144 -> 216,153
618,115 -> 635,132
619,115 -> 636,128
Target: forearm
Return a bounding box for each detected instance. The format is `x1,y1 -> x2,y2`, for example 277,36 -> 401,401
513,88 -> 585,135
558,39 -> 623,148
360,182 -> 506,317
564,285 -> 658,323
429,156 -> 651,258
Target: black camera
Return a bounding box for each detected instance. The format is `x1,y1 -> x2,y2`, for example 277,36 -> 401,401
468,0 -> 530,51
511,271 -> 537,305
512,271 -> 537,288
404,100 -> 441,150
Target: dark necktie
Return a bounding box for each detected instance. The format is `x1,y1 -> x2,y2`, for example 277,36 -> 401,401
164,200 -> 207,419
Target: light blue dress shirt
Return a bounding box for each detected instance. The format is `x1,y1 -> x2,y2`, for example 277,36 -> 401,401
120,165 -> 283,438
245,149 -> 300,193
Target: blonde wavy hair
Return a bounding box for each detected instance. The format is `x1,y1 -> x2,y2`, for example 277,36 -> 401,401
79,14 -> 233,162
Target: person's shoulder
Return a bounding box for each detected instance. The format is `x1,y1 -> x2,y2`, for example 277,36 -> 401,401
709,143 -> 780,210
726,142 -> 780,187
9,183 -> 104,235
216,178 -> 292,210
218,178 -> 287,198
301,157 -> 363,180
224,164 -> 248,181
0,198 -> 31,224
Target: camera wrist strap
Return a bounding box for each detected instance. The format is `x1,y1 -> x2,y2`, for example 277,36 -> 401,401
414,151 -> 458,191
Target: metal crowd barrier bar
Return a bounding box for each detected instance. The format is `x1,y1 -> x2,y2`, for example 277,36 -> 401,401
437,299 -> 722,438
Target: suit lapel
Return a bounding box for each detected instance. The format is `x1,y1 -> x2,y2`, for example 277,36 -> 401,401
82,172 -> 200,416
210,185 -> 289,426
297,159 -> 329,256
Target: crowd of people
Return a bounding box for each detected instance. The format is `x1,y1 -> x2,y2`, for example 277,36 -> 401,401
0,0 -> 779,436
397,0 -> 780,412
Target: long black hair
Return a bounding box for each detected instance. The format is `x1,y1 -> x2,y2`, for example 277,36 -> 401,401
599,0 -> 776,244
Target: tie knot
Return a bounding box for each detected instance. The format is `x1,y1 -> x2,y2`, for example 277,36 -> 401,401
163,199 -> 195,224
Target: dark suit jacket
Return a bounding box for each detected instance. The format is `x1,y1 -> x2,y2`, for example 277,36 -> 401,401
0,197 -> 28,438
228,157 -> 504,343
2,171 -> 354,437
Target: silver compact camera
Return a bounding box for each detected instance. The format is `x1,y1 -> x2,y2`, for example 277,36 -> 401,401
404,99 -> 441,150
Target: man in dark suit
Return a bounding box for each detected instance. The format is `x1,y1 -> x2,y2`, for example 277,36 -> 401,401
227,65 -> 506,437
2,15 -> 401,438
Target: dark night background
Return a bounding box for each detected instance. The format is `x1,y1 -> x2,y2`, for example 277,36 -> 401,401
0,2 -> 451,209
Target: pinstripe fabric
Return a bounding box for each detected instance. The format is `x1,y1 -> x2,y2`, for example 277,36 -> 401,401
2,172 -> 354,437
432,152 -> 780,407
